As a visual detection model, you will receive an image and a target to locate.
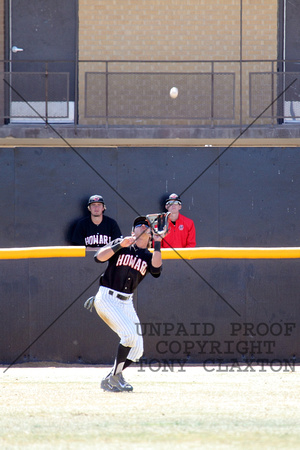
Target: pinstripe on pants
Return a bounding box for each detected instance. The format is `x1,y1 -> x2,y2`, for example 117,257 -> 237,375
94,285 -> 143,361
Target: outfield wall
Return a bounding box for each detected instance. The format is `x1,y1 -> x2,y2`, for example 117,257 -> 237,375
0,145 -> 299,365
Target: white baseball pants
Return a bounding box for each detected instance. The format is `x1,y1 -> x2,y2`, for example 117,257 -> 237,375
94,286 -> 144,362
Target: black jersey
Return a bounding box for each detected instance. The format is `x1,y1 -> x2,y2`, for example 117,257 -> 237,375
72,215 -> 122,247
95,239 -> 162,294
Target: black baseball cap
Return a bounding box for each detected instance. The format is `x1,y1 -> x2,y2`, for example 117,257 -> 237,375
88,195 -> 105,206
133,216 -> 150,228
165,193 -> 182,205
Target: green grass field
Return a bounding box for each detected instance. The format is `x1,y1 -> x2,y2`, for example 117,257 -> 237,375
1,364 -> 299,449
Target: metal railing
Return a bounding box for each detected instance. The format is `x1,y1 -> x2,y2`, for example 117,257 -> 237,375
1,59 -> 300,127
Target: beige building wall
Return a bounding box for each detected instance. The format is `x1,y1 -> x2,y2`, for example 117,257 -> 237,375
79,0 -> 242,61
79,0 -> 277,61
0,0 -> 279,127
242,0 -> 278,60
78,0 -> 278,126
241,0 -> 278,124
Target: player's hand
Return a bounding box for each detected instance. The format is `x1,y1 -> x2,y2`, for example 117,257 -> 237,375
153,234 -> 162,242
121,236 -> 135,247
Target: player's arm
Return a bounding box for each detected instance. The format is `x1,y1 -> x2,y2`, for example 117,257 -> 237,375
152,234 -> 163,268
94,236 -> 134,262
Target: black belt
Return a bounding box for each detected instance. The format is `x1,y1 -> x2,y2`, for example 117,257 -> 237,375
108,290 -> 131,300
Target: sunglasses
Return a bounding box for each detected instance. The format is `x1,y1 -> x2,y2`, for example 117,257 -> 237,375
166,200 -> 181,205
135,223 -> 150,228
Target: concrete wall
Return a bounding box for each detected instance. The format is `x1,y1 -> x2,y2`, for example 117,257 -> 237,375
0,145 -> 299,365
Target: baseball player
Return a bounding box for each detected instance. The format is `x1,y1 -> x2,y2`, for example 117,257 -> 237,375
72,195 -> 122,248
89,215 -> 162,392
161,193 -> 196,248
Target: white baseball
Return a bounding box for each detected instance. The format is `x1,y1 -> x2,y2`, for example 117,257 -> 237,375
170,87 -> 178,99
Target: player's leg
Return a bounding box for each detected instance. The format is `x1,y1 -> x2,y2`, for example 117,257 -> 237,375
112,343 -> 131,374
94,287 -> 139,349
94,287 -> 141,391
107,302 -> 143,391
107,300 -> 144,391
100,343 -> 133,392
122,305 -> 143,365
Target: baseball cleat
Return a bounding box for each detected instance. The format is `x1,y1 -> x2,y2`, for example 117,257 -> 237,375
108,372 -> 133,392
100,377 -> 119,392
100,372 -> 119,392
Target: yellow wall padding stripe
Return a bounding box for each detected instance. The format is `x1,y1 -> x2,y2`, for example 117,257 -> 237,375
0,246 -> 86,259
151,247 -> 300,259
1,246 -> 300,260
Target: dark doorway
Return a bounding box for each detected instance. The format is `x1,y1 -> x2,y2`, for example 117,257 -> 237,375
6,0 -> 77,123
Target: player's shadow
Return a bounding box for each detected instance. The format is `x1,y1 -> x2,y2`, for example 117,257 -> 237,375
64,197 -> 89,244
159,194 -> 170,212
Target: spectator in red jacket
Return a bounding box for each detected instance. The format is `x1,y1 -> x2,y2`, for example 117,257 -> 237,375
161,193 -> 196,248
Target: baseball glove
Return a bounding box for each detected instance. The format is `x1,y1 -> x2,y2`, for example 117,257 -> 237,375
84,296 -> 95,312
146,212 -> 170,237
